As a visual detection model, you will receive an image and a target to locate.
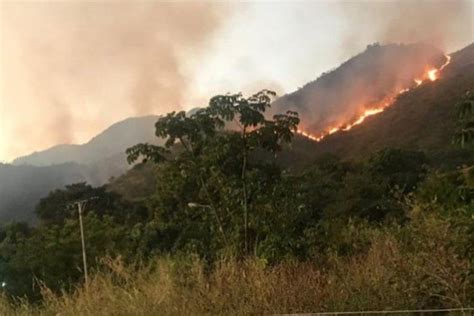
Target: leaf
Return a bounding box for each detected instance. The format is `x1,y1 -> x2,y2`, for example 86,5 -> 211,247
126,143 -> 169,164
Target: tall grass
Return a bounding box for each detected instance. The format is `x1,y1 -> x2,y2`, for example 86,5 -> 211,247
1,212 -> 472,315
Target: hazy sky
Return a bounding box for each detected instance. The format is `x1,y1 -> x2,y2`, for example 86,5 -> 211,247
1,0 -> 472,162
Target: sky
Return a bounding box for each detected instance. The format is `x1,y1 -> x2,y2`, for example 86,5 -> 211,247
0,0 -> 473,162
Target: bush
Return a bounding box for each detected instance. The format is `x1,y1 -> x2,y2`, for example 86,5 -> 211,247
1,206 -> 471,315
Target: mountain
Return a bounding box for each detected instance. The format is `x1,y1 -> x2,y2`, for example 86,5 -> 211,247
13,115 -> 160,167
2,43 -> 473,224
111,43 -> 474,204
1,115 -> 162,223
272,43 -> 446,136
303,43 -> 474,166
0,163 -> 88,223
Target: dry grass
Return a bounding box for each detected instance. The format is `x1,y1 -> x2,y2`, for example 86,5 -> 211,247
1,213 -> 472,315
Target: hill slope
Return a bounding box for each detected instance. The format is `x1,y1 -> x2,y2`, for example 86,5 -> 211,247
13,115 -> 160,166
110,43 -> 474,204
308,43 -> 474,165
273,43 -> 445,136
0,163 -> 89,223
1,115 -> 161,224
2,43 -> 472,224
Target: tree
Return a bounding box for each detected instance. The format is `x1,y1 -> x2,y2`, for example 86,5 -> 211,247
0,181 -> 148,300
321,149 -> 426,223
453,91 -> 474,148
36,183 -> 145,226
0,213 -> 137,300
127,90 -> 299,255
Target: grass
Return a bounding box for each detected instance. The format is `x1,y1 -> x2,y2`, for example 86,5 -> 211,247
0,212 -> 472,315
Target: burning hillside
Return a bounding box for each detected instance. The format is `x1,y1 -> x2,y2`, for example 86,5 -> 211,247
272,43 -> 448,141
298,53 -> 451,142
286,42 -> 474,166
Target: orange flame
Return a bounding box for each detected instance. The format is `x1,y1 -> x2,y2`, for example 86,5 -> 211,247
427,69 -> 438,81
298,54 -> 451,142
414,54 -> 451,84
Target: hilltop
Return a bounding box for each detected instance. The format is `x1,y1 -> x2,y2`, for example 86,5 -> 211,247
13,115 -> 160,167
272,43 -> 445,135
1,115 -> 161,223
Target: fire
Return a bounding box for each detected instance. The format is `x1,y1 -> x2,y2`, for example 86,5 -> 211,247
343,108 -> 384,130
328,127 -> 339,135
427,69 -> 438,81
414,54 -> 451,84
298,54 -> 451,142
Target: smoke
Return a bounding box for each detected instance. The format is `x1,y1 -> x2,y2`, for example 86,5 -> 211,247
271,1 -> 472,137
338,0 -> 473,53
273,42 -> 447,137
0,1 -> 226,161
1,1 -> 472,161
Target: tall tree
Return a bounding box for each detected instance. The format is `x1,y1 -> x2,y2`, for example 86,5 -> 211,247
453,91 -> 474,148
127,90 -> 299,255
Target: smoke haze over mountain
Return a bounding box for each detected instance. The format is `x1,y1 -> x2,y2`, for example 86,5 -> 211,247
337,0 -> 472,52
0,1 -> 225,161
273,43 -> 446,137
0,0 -> 472,162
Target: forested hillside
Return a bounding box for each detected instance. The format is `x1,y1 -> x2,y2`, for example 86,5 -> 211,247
0,85 -> 472,313
310,43 -> 474,164
272,43 -> 445,135
0,116 -> 161,223
0,41 -> 473,313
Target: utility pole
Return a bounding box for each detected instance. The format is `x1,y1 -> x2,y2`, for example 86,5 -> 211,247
75,200 -> 89,289
71,197 -> 96,289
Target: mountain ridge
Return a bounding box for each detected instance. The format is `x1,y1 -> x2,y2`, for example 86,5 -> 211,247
2,42 -> 473,224
13,115 -> 160,166
272,42 -> 446,136
299,42 -> 474,165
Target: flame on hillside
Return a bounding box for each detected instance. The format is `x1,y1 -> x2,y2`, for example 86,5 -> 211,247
297,54 -> 451,142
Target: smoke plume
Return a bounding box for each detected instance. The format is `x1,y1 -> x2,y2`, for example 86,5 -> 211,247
0,1 -> 225,161
1,1 -> 472,161
273,43 -> 447,136
271,1 -> 472,137
338,0 -> 473,53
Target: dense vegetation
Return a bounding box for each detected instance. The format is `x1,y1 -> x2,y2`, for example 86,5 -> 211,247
0,90 -> 472,314
2,43 -> 472,228
0,116 -> 162,224
1,211 -> 472,314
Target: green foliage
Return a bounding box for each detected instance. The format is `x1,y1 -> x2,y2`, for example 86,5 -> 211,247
454,91 -> 474,147
325,149 -> 426,222
126,90 -> 300,256
1,209 -> 473,314
107,162 -> 160,201
0,214 -> 138,299
417,167 -> 473,212
126,144 -> 169,164
1,90 -> 473,309
0,183 -> 150,299
35,183 -> 146,225
127,90 -> 299,164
